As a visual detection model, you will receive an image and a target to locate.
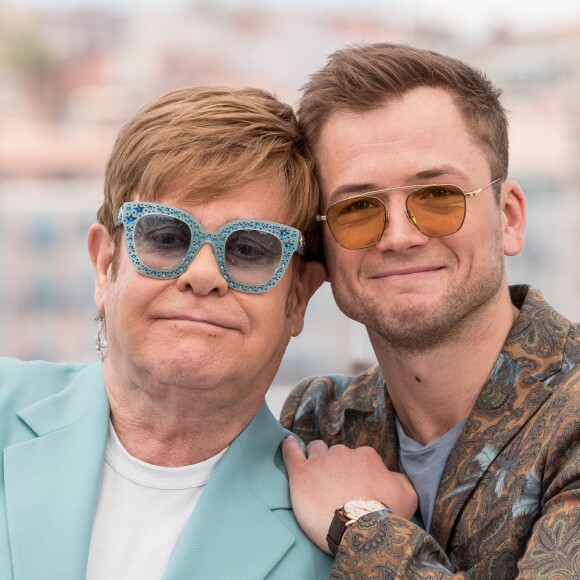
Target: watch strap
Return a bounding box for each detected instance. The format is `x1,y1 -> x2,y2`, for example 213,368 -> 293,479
326,501 -> 391,556
326,508 -> 348,556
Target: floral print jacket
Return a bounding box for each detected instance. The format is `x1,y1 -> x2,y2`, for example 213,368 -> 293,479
281,286 -> 580,579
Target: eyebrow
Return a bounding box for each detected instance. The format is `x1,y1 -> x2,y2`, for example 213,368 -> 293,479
327,165 -> 467,204
328,183 -> 377,203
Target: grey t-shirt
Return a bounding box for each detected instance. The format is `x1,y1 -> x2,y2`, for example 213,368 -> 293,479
396,419 -> 466,531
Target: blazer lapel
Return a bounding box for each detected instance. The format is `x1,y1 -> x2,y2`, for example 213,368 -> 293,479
164,403 -> 295,580
431,287 -> 570,548
3,364 -> 109,580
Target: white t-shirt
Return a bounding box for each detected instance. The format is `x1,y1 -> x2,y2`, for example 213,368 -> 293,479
86,422 -> 227,580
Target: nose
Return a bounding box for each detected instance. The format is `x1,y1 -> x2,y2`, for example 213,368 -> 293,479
374,196 -> 429,253
175,242 -> 229,297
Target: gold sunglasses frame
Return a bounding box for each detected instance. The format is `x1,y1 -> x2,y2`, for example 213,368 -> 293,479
316,179 -> 501,249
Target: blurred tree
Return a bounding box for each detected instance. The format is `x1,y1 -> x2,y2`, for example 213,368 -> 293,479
2,27 -> 61,118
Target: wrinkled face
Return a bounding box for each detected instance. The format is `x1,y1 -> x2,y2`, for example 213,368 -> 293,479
92,176 -> 310,406
316,87 -> 511,351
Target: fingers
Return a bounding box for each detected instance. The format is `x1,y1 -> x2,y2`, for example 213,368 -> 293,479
282,436 -> 306,469
305,439 -> 329,458
282,437 -> 332,472
283,437 -> 419,523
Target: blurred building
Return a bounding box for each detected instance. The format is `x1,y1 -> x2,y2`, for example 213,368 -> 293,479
0,181 -> 99,360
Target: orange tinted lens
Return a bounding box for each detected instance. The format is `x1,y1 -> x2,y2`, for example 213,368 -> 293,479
407,185 -> 466,236
326,196 -> 386,249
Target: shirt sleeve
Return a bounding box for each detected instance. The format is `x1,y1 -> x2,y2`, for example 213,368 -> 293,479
331,462 -> 580,579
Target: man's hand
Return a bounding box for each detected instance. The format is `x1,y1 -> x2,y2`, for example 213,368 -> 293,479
282,437 -> 418,553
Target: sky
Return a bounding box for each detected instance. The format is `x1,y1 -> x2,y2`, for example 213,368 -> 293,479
6,0 -> 580,37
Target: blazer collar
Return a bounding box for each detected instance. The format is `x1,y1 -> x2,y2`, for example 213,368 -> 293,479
431,286 -> 570,546
4,363 -> 109,580
164,403 -> 296,579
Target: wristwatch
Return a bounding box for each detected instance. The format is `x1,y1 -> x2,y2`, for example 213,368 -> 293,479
326,498 -> 390,555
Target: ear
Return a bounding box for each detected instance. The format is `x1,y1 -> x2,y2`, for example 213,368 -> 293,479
88,224 -> 114,312
289,260 -> 327,337
500,180 -> 526,257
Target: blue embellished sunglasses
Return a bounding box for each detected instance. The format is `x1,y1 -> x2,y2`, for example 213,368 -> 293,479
115,202 -> 306,293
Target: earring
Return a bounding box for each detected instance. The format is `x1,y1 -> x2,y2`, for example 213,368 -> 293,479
95,313 -> 108,362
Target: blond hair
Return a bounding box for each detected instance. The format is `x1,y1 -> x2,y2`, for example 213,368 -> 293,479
98,86 -> 319,274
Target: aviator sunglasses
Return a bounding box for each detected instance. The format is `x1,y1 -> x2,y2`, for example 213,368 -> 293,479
116,202 -> 306,293
317,179 -> 501,249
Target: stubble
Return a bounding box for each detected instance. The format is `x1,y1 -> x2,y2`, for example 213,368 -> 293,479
331,237 -> 506,354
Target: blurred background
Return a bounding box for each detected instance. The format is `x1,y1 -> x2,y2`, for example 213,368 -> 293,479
1,0 -> 579,413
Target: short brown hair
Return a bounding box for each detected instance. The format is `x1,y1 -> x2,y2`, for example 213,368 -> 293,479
98,86 -> 319,273
298,43 -> 508,184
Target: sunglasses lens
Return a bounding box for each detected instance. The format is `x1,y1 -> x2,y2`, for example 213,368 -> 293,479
326,197 -> 386,249
407,185 -> 466,236
225,229 -> 283,285
134,214 -> 191,270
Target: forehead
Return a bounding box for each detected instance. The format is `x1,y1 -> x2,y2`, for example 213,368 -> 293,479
148,173 -> 292,228
315,87 -> 490,203
157,176 -> 290,230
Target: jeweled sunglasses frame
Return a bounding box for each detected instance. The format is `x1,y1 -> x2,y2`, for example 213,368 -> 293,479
116,202 -> 306,293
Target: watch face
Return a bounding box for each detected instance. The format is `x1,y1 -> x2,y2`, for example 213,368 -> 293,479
343,499 -> 387,520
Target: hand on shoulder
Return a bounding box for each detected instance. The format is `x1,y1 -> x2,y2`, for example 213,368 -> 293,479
282,436 -> 418,553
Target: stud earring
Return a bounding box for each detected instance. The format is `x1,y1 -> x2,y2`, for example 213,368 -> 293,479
95,313 -> 108,362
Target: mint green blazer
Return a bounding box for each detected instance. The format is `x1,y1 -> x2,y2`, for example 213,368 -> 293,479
0,358 -> 332,579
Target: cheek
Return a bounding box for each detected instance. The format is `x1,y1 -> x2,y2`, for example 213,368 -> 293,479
324,242 -> 358,286
448,219 -> 502,272
322,232 -> 343,269
106,277 -> 137,316
104,276 -> 160,342
244,289 -> 293,341
105,288 -> 138,350
464,203 -> 503,238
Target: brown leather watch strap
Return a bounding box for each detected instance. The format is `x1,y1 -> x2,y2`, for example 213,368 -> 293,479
326,499 -> 391,556
326,508 -> 348,556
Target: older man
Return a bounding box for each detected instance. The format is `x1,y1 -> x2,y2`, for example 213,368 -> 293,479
0,87 -> 331,579
282,43 -> 580,578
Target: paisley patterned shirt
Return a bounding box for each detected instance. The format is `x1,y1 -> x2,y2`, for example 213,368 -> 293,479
281,285 -> 580,579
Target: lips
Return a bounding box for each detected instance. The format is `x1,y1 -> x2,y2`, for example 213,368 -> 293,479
370,265 -> 443,279
155,314 -> 239,331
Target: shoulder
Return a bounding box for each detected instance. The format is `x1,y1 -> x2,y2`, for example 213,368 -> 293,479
511,308 -> 580,477
280,365 -> 384,443
564,319 -> 580,364
538,308 -> 580,398
508,286 -> 580,389
0,357 -> 88,412
540,323 -> 580,426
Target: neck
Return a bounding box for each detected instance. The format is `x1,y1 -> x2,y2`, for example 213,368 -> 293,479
369,286 -> 518,446
102,364 -> 265,466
